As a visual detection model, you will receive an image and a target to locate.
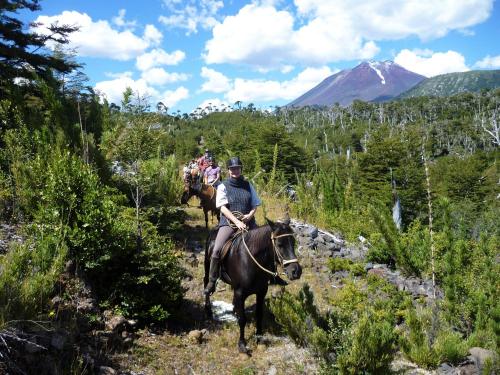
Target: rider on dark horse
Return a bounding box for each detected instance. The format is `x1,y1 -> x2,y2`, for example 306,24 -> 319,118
204,156 -> 261,295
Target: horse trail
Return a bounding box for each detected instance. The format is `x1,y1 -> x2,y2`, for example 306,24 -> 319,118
116,205 -> 320,375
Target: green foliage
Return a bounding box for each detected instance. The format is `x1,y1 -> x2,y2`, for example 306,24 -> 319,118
335,310 -> 396,374
113,234 -> 184,321
327,257 -> 365,276
0,226 -> 68,325
270,281 -> 400,374
400,304 -> 468,368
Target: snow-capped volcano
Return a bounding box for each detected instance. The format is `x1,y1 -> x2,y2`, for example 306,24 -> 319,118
288,61 -> 425,107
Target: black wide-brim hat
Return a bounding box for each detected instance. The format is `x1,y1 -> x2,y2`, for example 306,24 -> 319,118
226,156 -> 243,168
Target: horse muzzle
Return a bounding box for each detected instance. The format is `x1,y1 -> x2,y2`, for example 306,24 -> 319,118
284,262 -> 302,280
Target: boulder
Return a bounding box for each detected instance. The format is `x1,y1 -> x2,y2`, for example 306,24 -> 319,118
469,347 -> 498,370
98,366 -> 117,375
187,330 -> 203,344
105,315 -> 127,333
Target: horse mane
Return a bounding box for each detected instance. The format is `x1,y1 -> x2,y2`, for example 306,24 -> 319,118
233,225 -> 271,250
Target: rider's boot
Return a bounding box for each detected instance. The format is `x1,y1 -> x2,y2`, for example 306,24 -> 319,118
204,257 -> 221,295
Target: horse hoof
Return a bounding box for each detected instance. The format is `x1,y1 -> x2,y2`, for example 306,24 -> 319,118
238,341 -> 248,354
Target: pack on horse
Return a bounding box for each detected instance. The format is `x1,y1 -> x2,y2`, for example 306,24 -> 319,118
181,178 -> 220,228
204,214 -> 302,354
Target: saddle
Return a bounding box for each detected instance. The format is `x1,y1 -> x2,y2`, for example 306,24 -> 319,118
218,231 -> 243,284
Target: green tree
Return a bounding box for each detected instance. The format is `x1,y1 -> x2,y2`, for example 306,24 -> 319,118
0,0 -> 78,88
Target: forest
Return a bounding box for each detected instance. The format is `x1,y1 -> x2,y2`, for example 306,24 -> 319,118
0,1 -> 499,374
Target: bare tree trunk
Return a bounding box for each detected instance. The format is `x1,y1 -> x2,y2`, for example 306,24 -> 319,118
77,101 -> 88,163
422,142 -> 436,299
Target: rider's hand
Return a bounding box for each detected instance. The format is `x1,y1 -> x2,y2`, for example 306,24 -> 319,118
241,214 -> 252,223
235,219 -> 247,231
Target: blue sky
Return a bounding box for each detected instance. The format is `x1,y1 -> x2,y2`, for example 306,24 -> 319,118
20,0 -> 500,114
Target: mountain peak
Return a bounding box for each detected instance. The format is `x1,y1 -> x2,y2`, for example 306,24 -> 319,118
288,61 -> 425,107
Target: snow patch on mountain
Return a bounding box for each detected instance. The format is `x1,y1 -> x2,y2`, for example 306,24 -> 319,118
368,61 -> 386,85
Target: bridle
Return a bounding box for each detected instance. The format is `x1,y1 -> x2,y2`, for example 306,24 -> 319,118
240,227 -> 298,278
271,232 -> 299,266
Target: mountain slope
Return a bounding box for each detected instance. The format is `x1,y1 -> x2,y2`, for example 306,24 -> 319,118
288,61 -> 425,107
398,70 -> 500,98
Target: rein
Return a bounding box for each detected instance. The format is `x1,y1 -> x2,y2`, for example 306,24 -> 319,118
231,217 -> 297,277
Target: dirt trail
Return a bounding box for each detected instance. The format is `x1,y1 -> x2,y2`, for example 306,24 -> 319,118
115,206 -> 320,375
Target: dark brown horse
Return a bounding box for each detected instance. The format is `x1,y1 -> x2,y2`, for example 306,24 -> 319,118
204,217 -> 302,353
181,181 -> 220,228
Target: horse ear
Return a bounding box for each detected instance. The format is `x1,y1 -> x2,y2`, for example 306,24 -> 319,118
282,212 -> 290,225
265,217 -> 275,229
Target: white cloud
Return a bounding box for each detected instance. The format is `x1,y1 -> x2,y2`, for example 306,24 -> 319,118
143,24 -> 163,46
112,9 -> 137,29
32,11 -> 156,60
95,76 -> 189,109
474,55 -> 500,69
136,48 -> 186,71
204,0 -> 492,69
394,49 -> 470,77
141,68 -> 189,85
158,86 -> 190,108
200,67 -> 232,93
159,0 -> 223,35
225,66 -> 335,103
95,77 -> 159,105
104,71 -> 134,79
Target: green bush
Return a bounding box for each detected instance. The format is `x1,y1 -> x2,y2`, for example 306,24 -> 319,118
336,311 -> 396,374
327,257 -> 366,276
270,282 -> 399,373
400,303 -> 468,368
0,227 -> 68,325
6,150 -> 184,323
113,234 -> 184,321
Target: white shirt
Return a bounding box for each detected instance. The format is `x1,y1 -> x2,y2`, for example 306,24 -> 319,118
216,182 -> 261,209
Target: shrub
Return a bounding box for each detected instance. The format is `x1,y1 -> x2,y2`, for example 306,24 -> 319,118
400,303 -> 468,368
7,150 -> 184,323
113,235 -> 184,322
327,257 -> 366,276
0,227 -> 67,325
336,311 -> 397,374
270,282 -> 399,373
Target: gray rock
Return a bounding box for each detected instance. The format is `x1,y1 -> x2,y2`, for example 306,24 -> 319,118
365,262 -> 373,271
436,362 -> 454,374
267,366 -> 277,375
187,329 -> 203,344
98,366 -> 116,375
105,315 -> 127,333
469,347 -> 498,370
305,226 -> 318,239
77,297 -> 97,314
50,333 -> 66,350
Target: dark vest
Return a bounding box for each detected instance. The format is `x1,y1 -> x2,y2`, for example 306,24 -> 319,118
219,177 -> 255,227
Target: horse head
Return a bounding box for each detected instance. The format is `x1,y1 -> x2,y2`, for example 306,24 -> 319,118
266,215 -> 302,281
180,181 -> 202,204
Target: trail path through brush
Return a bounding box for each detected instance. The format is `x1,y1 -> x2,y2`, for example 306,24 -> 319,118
114,206 -> 320,375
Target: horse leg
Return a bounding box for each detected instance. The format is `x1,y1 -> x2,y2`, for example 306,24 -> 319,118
204,248 -> 213,318
204,207 -> 209,229
255,287 -> 268,343
233,289 -> 248,353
